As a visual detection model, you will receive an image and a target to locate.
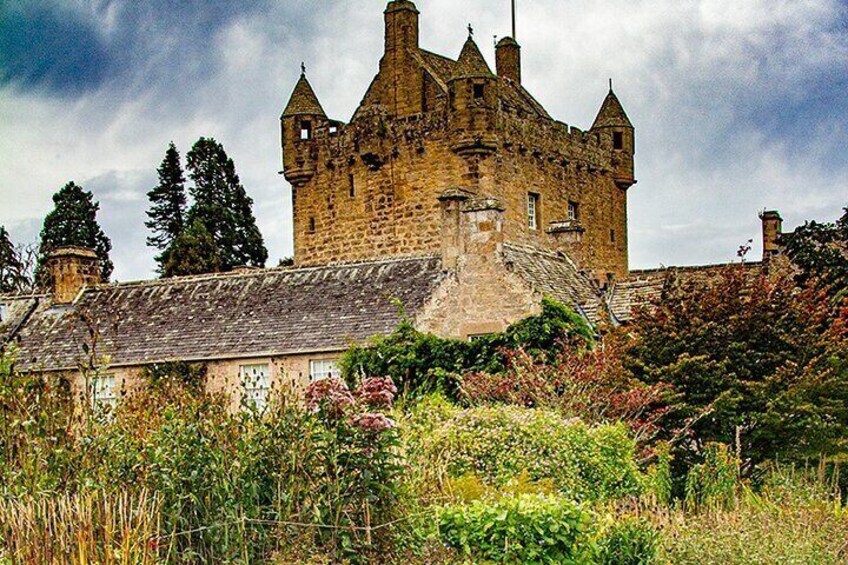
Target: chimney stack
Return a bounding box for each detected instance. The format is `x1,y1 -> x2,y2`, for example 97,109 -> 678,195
496,37 -> 521,84
46,247 -> 101,303
759,210 -> 783,261
384,0 -> 419,54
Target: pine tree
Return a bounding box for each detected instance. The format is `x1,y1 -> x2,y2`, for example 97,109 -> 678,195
36,181 -> 113,282
0,226 -> 26,294
185,137 -> 267,271
146,142 -> 187,272
162,220 -> 222,277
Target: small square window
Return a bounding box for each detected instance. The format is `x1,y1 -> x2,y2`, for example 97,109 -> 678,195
90,374 -> 117,410
309,359 -> 340,383
300,121 -> 312,140
613,131 -> 624,150
568,201 -> 580,222
240,364 -> 271,412
528,193 -> 540,230
473,83 -> 485,99
329,125 -> 338,135
468,333 -> 493,342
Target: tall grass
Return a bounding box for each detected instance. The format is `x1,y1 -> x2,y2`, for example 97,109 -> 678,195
0,490 -> 160,565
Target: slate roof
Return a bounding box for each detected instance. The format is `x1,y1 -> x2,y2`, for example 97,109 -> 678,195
592,89 -> 633,129
282,74 -> 327,118
503,244 -> 604,324
454,37 -> 495,78
608,262 -> 764,322
0,295 -> 44,347
8,256 -> 445,372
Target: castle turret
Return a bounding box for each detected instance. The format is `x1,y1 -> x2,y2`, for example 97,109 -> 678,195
592,84 -> 635,189
449,33 -> 498,156
495,37 -> 521,84
281,68 -> 327,187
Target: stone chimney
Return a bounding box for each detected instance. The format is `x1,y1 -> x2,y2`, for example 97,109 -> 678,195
384,0 -> 419,54
759,210 -> 783,261
459,197 -> 506,266
495,37 -> 521,84
46,246 -> 101,303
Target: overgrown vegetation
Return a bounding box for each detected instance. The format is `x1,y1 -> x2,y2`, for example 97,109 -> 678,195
2,239 -> 848,562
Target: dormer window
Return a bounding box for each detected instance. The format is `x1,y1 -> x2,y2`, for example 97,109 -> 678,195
613,131 -> 624,150
473,83 -> 485,100
300,121 -> 312,140
568,201 -> 580,222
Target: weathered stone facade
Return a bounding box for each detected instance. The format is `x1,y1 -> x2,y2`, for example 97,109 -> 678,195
282,0 -> 635,282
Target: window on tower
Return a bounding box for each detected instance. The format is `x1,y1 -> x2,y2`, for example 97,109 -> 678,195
528,193 -> 540,230
308,216 -> 316,233
473,83 -> 485,100
300,121 -> 312,140
568,201 -> 580,222
613,131 -> 624,150
349,174 -> 356,198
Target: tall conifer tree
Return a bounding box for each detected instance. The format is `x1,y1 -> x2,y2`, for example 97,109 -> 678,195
185,137 -> 267,271
146,142 -> 187,272
36,182 -> 113,282
0,226 -> 26,294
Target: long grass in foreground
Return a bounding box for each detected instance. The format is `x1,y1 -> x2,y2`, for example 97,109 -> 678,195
0,490 -> 160,565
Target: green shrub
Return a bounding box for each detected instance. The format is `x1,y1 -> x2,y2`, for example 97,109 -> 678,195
597,517 -> 659,565
422,405 -> 644,501
438,494 -> 596,564
340,297 -> 594,398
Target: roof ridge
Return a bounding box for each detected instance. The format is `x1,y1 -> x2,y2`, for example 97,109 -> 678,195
88,254 -> 443,292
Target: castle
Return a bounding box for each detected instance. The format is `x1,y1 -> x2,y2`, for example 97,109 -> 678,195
282,0 -> 634,283
0,1 -> 783,409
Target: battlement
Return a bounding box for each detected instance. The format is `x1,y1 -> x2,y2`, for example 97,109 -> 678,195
280,0 -> 635,281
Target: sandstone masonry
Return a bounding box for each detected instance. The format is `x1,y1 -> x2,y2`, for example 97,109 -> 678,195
282,0 -> 636,283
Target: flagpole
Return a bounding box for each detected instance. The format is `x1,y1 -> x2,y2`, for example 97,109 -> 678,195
512,0 -> 517,40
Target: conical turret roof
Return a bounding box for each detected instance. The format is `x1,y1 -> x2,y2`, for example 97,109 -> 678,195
592,87 -> 632,129
282,73 -> 327,118
454,36 -> 495,79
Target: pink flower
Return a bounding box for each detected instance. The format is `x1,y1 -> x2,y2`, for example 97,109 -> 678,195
355,377 -> 398,409
306,378 -> 355,419
352,412 -> 396,433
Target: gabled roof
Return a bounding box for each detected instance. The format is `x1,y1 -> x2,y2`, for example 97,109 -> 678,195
503,244 -> 604,324
608,262 -> 764,322
282,74 -> 327,118
454,37 -> 495,79
9,256 -> 445,371
592,89 -> 633,129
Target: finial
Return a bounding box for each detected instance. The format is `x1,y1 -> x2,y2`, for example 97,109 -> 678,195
609,78 -> 613,92
301,62 -> 306,76
468,23 -> 474,37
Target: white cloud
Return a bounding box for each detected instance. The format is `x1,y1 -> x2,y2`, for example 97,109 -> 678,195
0,0 -> 846,279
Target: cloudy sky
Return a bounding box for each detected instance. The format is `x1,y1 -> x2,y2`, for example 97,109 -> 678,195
1,0 -> 846,281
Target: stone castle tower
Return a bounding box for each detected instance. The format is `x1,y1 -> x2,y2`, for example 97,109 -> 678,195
281,0 -> 635,282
